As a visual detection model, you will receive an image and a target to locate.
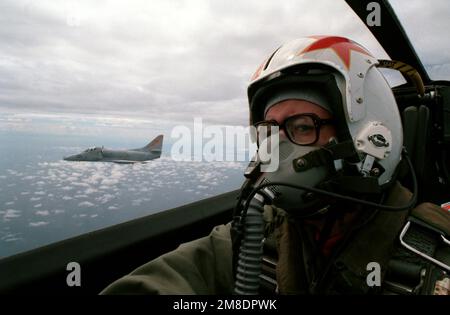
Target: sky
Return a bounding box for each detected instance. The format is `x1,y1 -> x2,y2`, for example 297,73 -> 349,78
0,0 -> 449,136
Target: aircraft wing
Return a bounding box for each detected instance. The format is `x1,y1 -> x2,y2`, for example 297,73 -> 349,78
109,160 -> 148,164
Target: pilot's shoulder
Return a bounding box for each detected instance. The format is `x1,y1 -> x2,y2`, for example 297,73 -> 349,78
208,223 -> 231,241
174,223 -> 231,255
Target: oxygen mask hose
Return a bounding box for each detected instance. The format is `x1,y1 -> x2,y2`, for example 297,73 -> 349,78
234,191 -> 273,295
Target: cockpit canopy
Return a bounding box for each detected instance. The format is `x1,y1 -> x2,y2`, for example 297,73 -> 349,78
83,147 -> 103,153
79,147 -> 104,160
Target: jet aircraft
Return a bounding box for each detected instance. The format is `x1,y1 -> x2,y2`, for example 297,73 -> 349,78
63,135 -> 163,163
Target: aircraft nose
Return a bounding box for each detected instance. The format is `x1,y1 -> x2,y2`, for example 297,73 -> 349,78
63,155 -> 76,161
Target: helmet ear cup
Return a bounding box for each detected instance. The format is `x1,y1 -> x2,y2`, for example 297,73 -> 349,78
355,68 -> 403,185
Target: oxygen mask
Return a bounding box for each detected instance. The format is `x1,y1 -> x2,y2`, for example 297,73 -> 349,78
253,133 -> 334,215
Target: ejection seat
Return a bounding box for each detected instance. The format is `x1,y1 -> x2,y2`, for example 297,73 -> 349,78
399,104 -> 445,205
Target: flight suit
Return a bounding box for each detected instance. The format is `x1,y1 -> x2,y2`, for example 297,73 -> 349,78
101,182 -> 450,295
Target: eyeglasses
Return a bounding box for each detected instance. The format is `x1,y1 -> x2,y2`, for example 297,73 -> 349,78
255,113 -> 334,146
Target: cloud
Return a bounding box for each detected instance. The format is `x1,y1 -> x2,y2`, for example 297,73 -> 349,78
29,221 -> 49,227
4,237 -> 21,242
72,182 -> 90,188
78,201 -> 94,207
100,179 -> 119,186
2,209 -> 22,221
1,0 -> 447,133
0,151 -> 249,257
131,199 -> 143,206
35,210 -> 50,216
96,193 -> 115,204
84,188 -> 97,194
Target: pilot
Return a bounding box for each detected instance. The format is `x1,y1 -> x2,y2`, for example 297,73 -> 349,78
101,36 -> 450,295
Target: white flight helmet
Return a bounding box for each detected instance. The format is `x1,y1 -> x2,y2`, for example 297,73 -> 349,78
248,36 -> 403,187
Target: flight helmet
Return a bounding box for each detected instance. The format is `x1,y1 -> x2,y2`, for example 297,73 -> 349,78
248,36 -> 403,187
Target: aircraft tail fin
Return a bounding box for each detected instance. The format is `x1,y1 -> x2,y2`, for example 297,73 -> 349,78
142,135 -> 163,154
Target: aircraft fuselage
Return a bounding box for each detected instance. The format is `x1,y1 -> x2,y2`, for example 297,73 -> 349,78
63,135 -> 163,163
